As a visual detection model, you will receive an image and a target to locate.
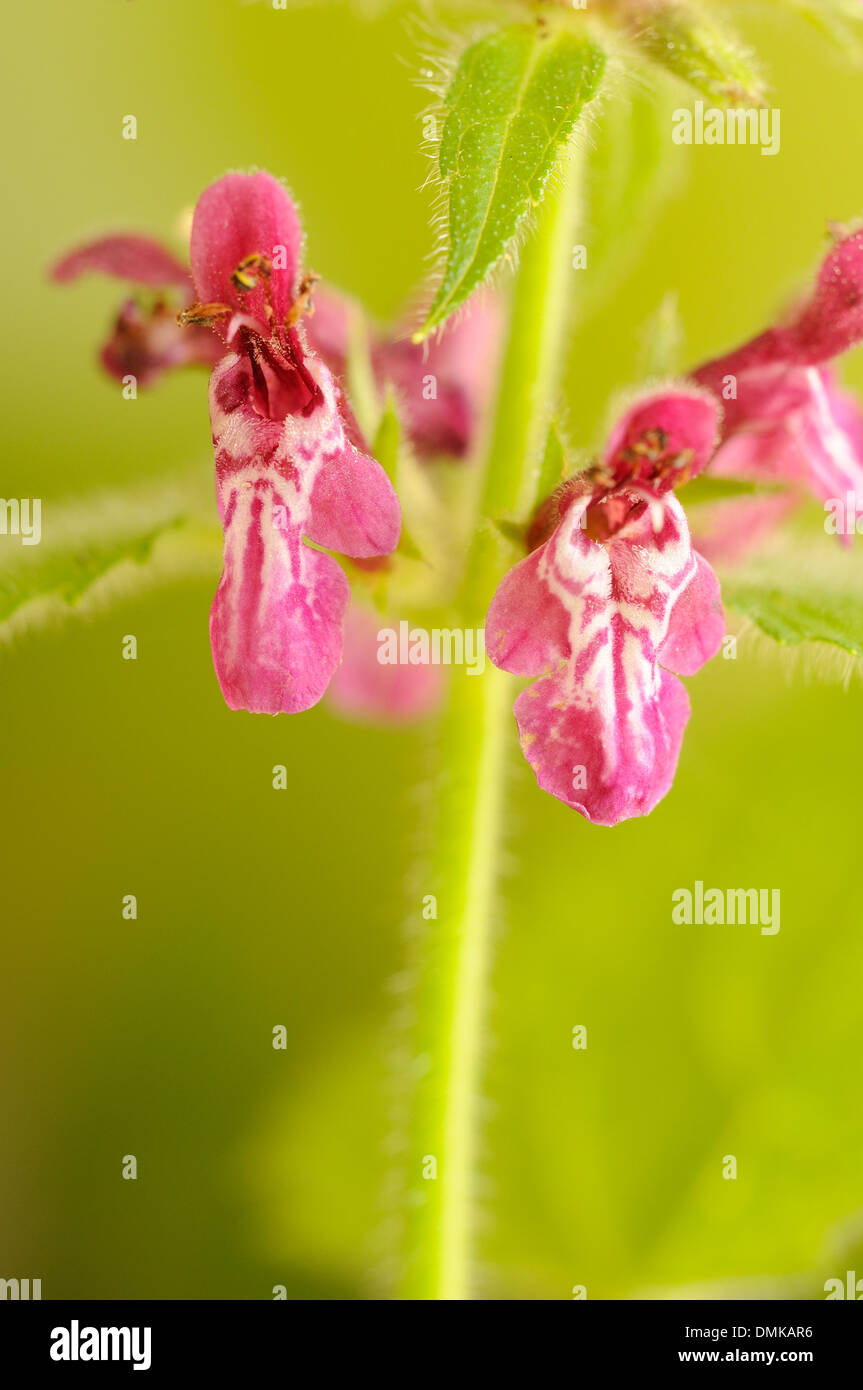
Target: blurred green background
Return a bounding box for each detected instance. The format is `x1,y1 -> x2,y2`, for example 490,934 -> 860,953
2,0 -> 863,1299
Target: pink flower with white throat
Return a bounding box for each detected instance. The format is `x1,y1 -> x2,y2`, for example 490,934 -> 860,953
53,230 -> 501,465
693,227 -> 863,531
486,389 -> 725,826
181,171 -> 400,715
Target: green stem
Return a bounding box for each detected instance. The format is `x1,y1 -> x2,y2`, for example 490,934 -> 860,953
481,145 -> 584,527
398,150 -> 582,1301
398,664 -> 516,1301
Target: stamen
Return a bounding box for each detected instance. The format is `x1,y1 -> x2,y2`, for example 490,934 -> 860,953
286,273 -> 321,328
177,301 -> 232,327
231,253 -> 272,293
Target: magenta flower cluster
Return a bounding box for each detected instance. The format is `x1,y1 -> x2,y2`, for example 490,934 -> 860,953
55,172 -> 863,824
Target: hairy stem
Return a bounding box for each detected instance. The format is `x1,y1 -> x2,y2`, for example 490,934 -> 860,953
398,150 -> 582,1301
481,146 -> 584,526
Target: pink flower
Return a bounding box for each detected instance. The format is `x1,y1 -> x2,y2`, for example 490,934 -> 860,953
374,293 -> 502,459
688,493 -> 798,568
52,232 -> 191,288
51,234 -> 222,387
328,605 -> 443,723
179,171 -> 400,714
693,228 -> 863,534
55,176 -> 406,716
54,234 -> 500,461
300,288 -> 501,723
486,389 -> 725,826
53,189 -> 497,723
305,287 -> 502,461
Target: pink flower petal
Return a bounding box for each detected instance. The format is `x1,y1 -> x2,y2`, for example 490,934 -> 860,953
485,501 -> 593,677
785,227 -> 863,364
695,231 -> 863,384
602,386 -> 721,492
707,367 -> 863,505
697,361 -> 815,439
515,665 -> 691,827
51,234 -> 191,287
376,291 -> 503,459
694,249 -> 863,535
491,494 -> 719,825
208,347 -> 399,714
210,483 -> 349,714
328,606 -> 444,723
190,172 -> 302,334
306,287 -> 502,460
792,369 -> 863,505
100,298 -> 222,388
690,231 -> 863,549
659,552 -> 725,676
303,287 -> 353,373
689,493 -> 798,567
306,420 -> 400,557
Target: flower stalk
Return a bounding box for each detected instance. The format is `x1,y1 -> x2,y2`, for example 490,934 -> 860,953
398,148 -> 584,1300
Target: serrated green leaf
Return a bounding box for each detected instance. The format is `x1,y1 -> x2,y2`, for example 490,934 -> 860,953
723,582 -> 863,657
0,475 -> 219,640
418,23 -> 605,339
636,2 -> 766,106
0,522 -> 181,624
